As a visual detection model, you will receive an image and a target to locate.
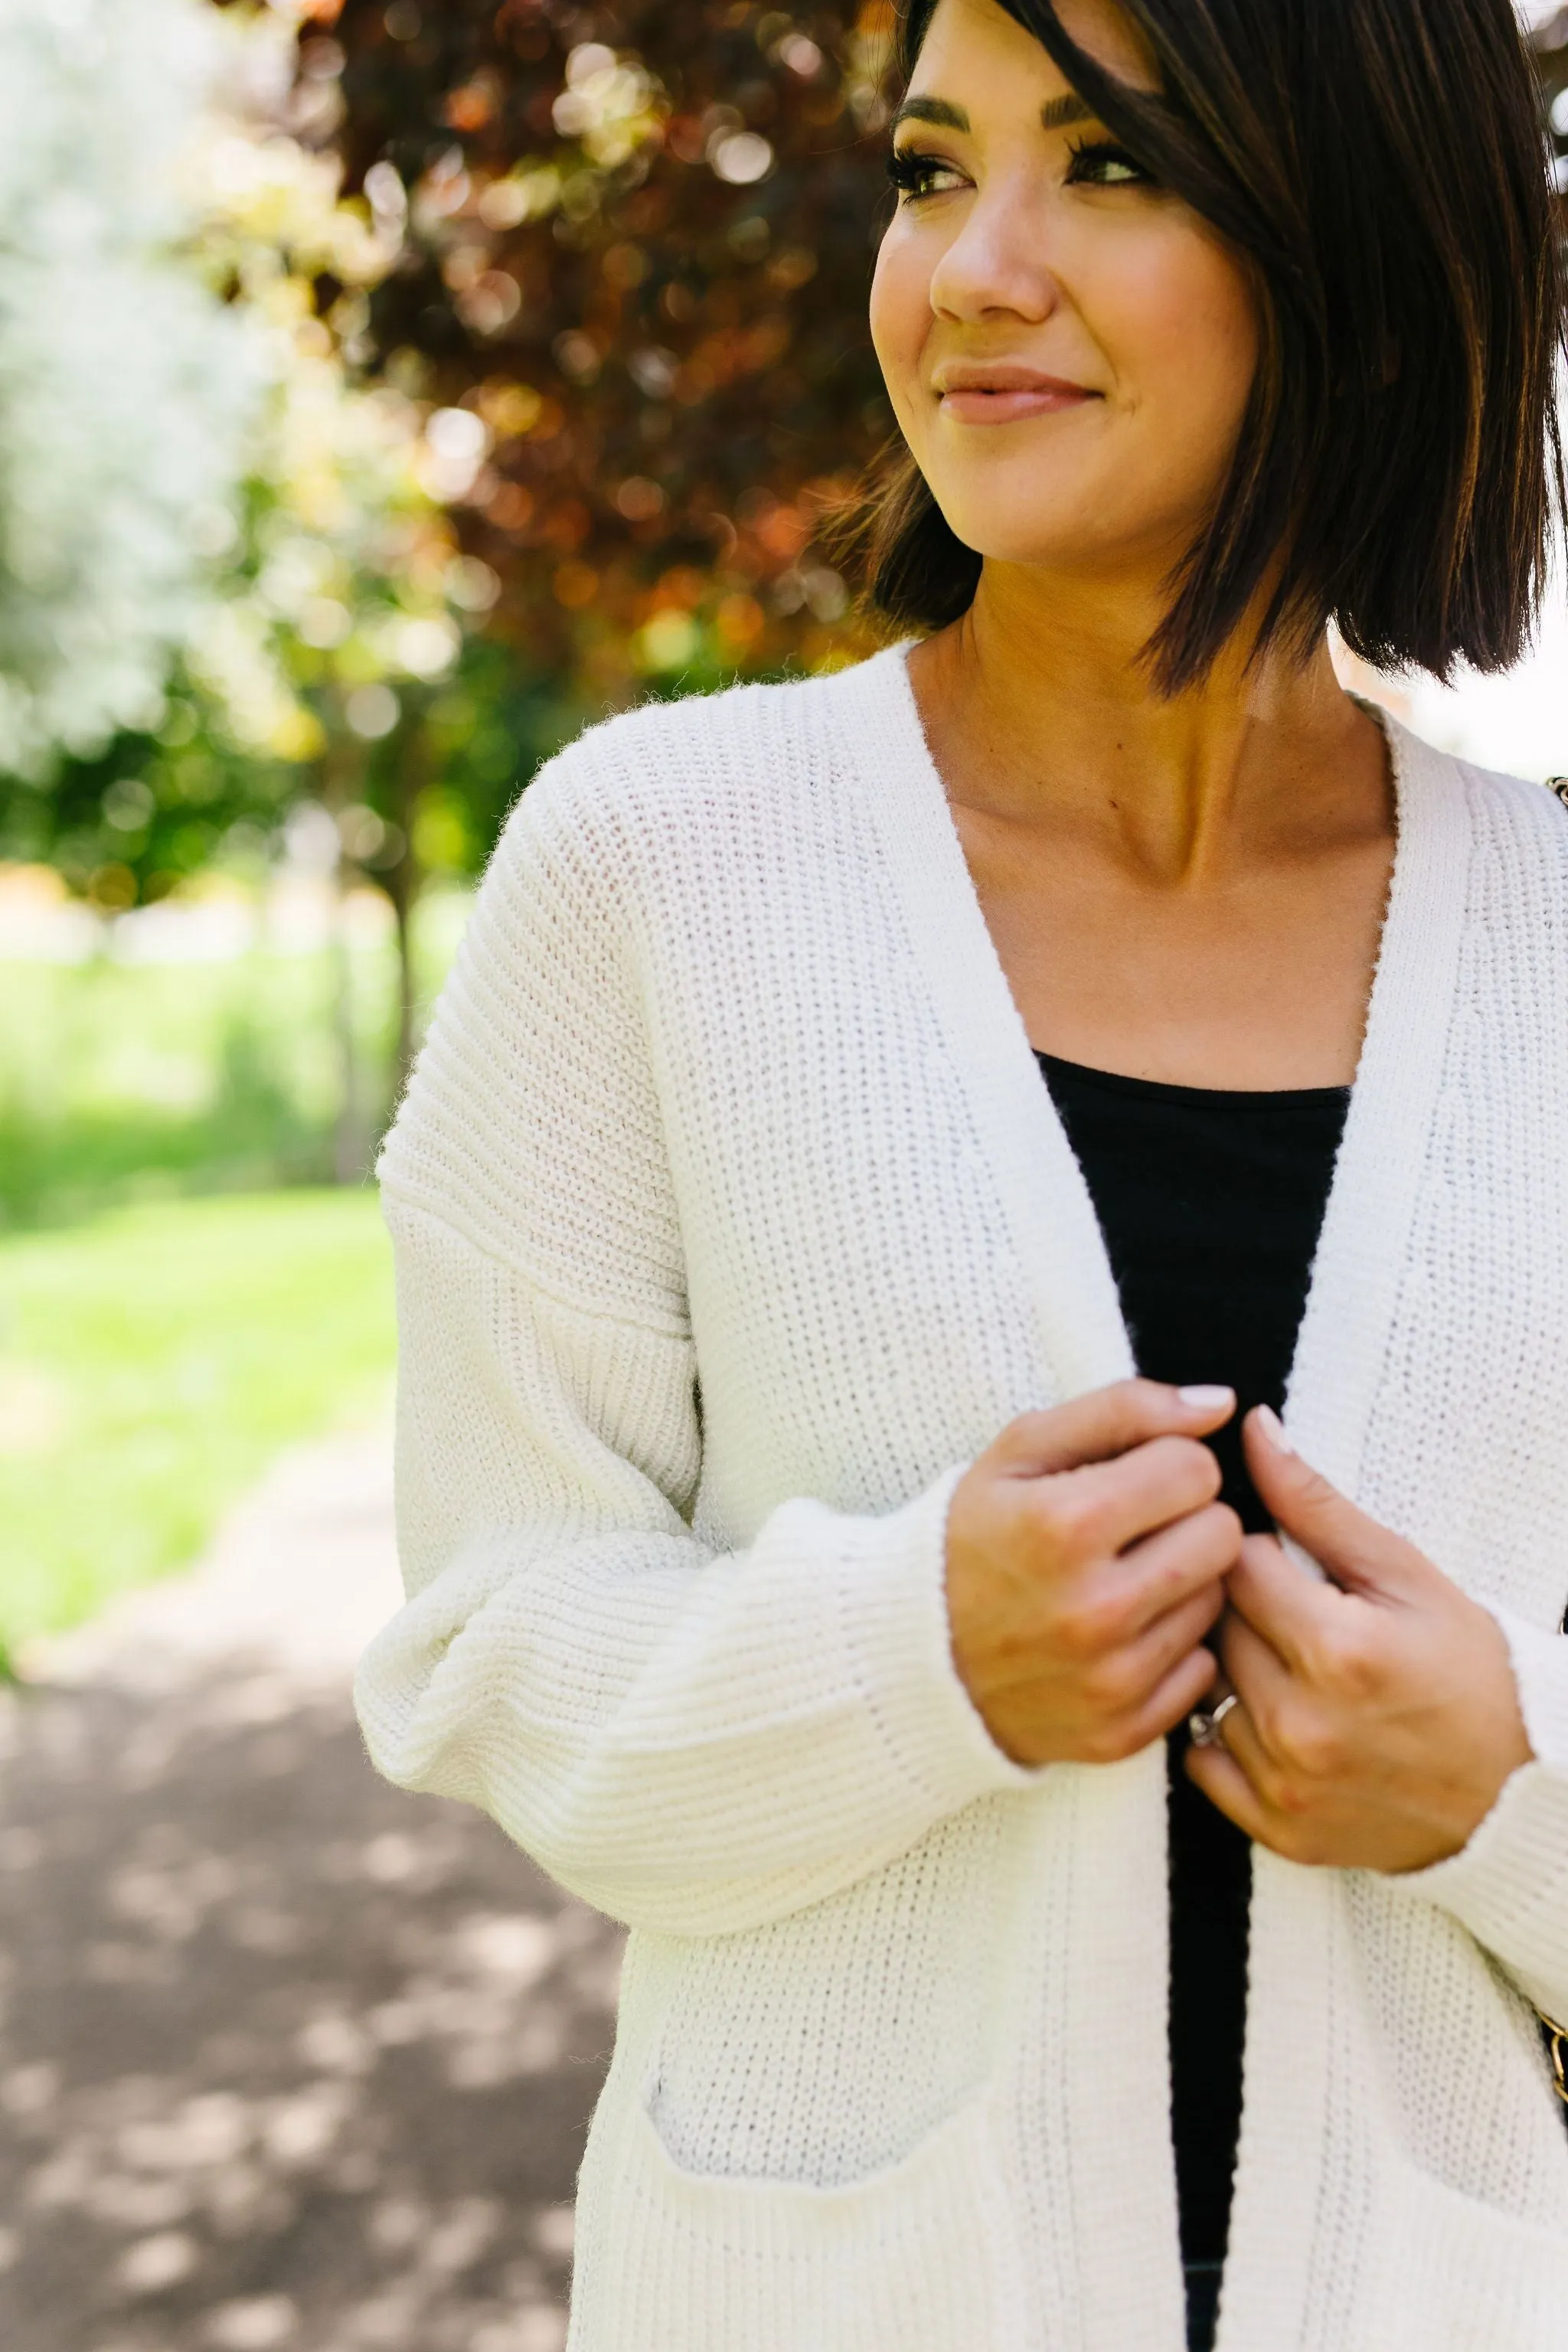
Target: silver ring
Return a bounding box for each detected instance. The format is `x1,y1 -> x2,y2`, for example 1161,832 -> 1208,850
1189,1692 -> 1240,1750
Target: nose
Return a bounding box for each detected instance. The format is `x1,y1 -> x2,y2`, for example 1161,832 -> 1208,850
927,178 -> 1062,328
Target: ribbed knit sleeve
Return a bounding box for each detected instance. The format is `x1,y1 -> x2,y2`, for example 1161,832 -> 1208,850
354,737 -> 1033,1936
1388,1609 -> 1568,2025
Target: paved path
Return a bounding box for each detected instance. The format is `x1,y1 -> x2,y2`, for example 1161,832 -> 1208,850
0,1427 -> 622,2352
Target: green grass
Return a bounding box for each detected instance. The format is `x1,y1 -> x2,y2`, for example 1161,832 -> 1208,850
0,955 -> 350,1225
0,889 -> 469,1231
0,1189 -> 396,1665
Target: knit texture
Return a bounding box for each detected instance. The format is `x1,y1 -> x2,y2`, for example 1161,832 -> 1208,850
357,642 -> 1568,2350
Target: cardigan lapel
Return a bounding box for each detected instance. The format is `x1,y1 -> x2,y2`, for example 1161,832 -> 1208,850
846,642 -> 1136,1411
1282,714 -> 1473,1494
843,652 -> 1188,2348
1223,740 -> 1474,2352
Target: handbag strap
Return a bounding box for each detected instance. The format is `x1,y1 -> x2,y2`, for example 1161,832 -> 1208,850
1541,2013 -> 1568,2105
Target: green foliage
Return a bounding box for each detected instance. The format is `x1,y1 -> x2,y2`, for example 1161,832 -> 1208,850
325,1 -> 896,704
2,632 -> 578,915
344,635 -> 584,885
0,665 -> 297,913
0,0 -> 259,779
0,1190 -> 395,1660
5,4 -> 900,926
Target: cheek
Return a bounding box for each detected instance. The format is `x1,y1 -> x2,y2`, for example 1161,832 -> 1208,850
1102,232 -> 1258,449
869,227 -> 933,418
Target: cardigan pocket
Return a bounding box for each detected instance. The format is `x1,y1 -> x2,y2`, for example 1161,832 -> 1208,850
572,2082 -> 1031,2352
635,1803 -> 1029,2190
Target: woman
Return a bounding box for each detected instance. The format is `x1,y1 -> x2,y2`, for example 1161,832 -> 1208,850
355,0 -> 1568,2344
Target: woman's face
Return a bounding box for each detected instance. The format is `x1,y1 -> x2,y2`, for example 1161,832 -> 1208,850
869,0 -> 1259,590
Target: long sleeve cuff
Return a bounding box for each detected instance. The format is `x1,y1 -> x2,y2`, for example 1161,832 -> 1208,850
1386,1606 -> 1568,2017
834,1461 -> 1044,1815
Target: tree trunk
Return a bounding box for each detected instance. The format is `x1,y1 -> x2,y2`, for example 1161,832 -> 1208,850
329,884 -> 363,1187
384,699 -> 430,1109
317,727 -> 368,1187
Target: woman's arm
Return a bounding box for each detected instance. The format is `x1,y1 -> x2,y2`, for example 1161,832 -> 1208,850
1390,1608 -> 1568,2028
354,737 -> 1034,1936
358,728 -> 1243,1936
356,1194 -> 1033,1936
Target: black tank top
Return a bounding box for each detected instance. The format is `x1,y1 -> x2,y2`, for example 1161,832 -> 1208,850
1037,1050 -> 1351,2271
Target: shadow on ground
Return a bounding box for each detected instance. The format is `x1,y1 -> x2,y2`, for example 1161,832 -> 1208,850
0,1438 -> 623,2352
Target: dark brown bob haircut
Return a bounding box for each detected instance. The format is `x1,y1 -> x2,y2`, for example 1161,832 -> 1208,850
846,0 -> 1567,691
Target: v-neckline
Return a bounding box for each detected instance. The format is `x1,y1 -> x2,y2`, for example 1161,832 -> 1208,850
843,639 -> 1474,1500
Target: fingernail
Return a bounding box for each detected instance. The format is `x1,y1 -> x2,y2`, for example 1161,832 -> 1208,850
1254,1404 -> 1294,1454
1178,1384 -> 1235,1413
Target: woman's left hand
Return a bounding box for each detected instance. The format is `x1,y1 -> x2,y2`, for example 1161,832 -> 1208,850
1186,1407 -> 1535,1873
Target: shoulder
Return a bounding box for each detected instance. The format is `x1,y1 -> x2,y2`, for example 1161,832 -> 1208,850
1390,716 -> 1568,874
1455,753 -> 1568,838
495,645 -> 908,886
1453,753 -> 1568,913
1392,728 -> 1568,1025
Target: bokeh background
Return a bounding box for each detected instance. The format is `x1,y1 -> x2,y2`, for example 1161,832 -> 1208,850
1,5 -> 1565,2349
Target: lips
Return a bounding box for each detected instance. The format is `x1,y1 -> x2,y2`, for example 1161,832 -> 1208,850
934,365 -> 1097,424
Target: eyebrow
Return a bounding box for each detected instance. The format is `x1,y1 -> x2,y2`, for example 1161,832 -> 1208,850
889,92 -> 1096,136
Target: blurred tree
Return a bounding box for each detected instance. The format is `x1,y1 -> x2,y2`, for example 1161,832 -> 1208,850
7,16 -> 474,881
298,0 -> 900,704
0,0 -> 256,777
0,5 -> 567,1113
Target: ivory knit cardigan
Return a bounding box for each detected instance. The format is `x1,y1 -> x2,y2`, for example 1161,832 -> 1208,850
356,642 -> 1568,2352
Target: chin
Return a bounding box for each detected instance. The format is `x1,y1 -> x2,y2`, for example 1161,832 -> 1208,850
929,470 -> 1209,583
929,492 -> 1127,571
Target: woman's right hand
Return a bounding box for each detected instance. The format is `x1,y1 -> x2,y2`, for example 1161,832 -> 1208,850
945,1380 -> 1242,1769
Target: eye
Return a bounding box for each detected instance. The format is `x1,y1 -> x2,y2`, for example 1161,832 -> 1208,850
886,146 -> 969,203
1063,138 -> 1155,189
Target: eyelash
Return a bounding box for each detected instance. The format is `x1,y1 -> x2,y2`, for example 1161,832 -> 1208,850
1063,136 -> 1155,188
885,148 -> 962,201
885,139 -> 1155,201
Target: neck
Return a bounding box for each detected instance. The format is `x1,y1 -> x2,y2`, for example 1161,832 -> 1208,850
910,558 -> 1386,887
